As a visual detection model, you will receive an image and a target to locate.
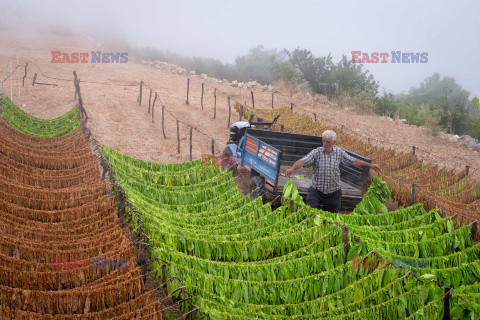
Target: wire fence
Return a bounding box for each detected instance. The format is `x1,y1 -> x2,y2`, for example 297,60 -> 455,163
73,77 -> 202,319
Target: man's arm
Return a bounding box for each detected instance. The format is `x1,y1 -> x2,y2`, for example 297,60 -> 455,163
353,158 -> 380,172
285,159 -> 304,177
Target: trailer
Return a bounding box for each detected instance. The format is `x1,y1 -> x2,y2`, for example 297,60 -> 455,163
223,123 -> 372,211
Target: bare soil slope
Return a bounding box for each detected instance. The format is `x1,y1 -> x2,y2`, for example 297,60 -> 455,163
1,30 -> 478,182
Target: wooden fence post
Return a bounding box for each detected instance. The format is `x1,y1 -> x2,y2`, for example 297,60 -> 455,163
10,62 -> 12,99
189,126 -> 193,161
471,221 -> 478,240
32,73 -> 37,86
214,89 -> 217,119
314,113 -> 317,122
139,81 -> 143,106
186,78 -> 190,105
411,184 -> 416,205
22,63 -> 28,87
342,226 -> 350,264
151,92 -> 157,123
211,139 -> 215,155
272,93 -> 274,109
443,285 -> 451,320
73,71 -> 78,100
290,103 -> 293,111
239,104 -> 243,121
176,120 -> 180,154
251,91 -> 255,108
162,106 -> 166,139
280,124 -> 284,132
412,146 -> 416,155
17,51 -> 19,97
148,89 -> 152,114
227,96 -> 231,128
201,83 -> 204,110
466,165 -> 470,176
341,125 -> 344,133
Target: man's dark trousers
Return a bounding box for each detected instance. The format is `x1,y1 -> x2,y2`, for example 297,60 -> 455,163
306,187 -> 342,213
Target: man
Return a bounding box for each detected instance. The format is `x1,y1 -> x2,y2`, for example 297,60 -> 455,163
285,130 -> 380,213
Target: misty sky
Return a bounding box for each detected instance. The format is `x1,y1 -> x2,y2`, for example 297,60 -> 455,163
3,0 -> 480,97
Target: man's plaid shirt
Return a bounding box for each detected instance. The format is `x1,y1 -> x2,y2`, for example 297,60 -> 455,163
301,145 -> 355,194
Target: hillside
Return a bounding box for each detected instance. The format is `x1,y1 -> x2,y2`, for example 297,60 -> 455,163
0,30 -> 478,183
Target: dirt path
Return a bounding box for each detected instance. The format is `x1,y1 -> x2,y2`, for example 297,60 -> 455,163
1,30 -> 478,184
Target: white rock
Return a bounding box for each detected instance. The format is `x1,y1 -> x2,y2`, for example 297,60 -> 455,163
231,80 -> 238,87
201,74 -> 207,79
399,119 -> 408,124
222,79 -> 228,83
189,70 -> 196,76
449,135 -> 460,142
459,135 -> 478,147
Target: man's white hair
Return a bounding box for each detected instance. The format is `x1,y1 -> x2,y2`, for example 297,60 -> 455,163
322,130 -> 337,142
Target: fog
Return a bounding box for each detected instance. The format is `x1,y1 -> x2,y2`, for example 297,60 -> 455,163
2,0 -> 479,96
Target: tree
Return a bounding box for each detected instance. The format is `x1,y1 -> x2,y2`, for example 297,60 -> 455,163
286,48 -> 336,97
374,92 -> 397,118
332,54 -> 378,96
234,45 -> 287,84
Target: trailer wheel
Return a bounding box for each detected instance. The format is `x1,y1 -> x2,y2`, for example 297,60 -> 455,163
248,175 -> 265,202
221,147 -> 237,175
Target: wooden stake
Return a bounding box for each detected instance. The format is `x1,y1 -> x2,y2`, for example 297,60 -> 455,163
227,96 -> 231,128
176,120 -> 180,154
471,221 -> 478,240
443,285 -> 451,320
73,71 -> 78,100
32,73 -> 37,86
342,226 -> 350,264
214,89 -> 217,119
412,146 -> 416,155
271,93 -> 274,109
151,92 -> 157,123
239,104 -> 243,121
162,106 -> 166,139
251,91 -> 255,108
22,63 -> 28,87
290,103 -> 293,111
17,51 -> 20,97
211,139 -> 215,155
139,81 -> 143,106
148,89 -> 152,114
10,62 -> 12,99
411,183 -> 416,205
189,126 -> 193,161
186,78 -> 190,105
466,165 -> 470,176
201,83 -> 204,110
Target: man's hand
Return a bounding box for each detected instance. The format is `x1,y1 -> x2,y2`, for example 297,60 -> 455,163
286,159 -> 304,178
370,163 -> 380,172
285,167 -> 294,177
